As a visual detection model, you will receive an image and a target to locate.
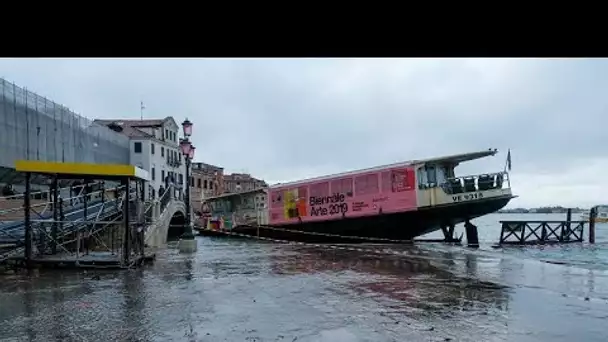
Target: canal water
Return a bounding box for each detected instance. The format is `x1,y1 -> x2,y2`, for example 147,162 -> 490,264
0,213 -> 607,341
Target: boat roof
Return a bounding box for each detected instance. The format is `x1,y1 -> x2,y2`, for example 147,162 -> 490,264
270,148 -> 499,189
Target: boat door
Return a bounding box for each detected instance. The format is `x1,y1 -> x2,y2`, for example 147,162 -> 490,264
416,164 -> 441,206
416,163 -> 454,207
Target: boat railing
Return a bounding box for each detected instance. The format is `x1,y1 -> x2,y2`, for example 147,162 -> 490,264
439,171 -> 511,195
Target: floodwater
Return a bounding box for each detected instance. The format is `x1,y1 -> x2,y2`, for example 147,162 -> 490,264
0,213 -> 607,341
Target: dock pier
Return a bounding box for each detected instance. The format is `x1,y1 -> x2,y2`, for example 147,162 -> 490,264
1,160 -> 156,270
497,209 -> 587,246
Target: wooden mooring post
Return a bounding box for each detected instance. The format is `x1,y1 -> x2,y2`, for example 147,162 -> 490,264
589,206 -> 597,244
498,209 -> 585,246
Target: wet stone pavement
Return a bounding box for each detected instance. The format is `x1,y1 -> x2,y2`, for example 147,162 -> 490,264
1,236 -> 608,341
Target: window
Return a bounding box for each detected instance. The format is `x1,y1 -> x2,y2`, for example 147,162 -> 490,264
161,170 -> 165,181
381,171 -> 392,192
204,179 -> 208,189
134,142 -> 142,153
426,165 -> 437,184
152,167 -> 156,181
210,182 -> 213,190
197,178 -> 202,188
179,153 -> 182,162
161,147 -> 165,157
331,178 -> 353,196
165,129 -> 169,140
355,174 -> 379,196
151,143 -> 155,154
310,182 -> 329,197
391,169 -> 412,192
179,174 -> 183,184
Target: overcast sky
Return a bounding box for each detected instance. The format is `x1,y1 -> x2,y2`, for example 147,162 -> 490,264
0,58 -> 605,208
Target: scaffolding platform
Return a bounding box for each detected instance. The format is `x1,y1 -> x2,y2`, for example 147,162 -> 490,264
8,251 -> 156,269
7,160 -> 152,270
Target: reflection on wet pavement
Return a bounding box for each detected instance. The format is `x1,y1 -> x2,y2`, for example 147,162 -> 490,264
1,237 -> 607,341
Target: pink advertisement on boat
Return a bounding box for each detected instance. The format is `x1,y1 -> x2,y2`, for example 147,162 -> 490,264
269,167 -> 417,225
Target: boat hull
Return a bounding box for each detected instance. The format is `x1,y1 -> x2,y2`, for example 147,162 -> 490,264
229,194 -> 514,242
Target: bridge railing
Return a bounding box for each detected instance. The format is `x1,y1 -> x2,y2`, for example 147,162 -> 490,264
159,185 -> 175,215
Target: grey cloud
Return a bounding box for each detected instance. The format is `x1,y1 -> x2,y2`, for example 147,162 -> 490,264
0,58 -> 606,206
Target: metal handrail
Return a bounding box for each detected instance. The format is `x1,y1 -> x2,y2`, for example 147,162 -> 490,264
447,171 -> 509,182
0,180 -> 108,201
0,184 -> 129,216
433,171 -> 511,194
159,184 -> 174,214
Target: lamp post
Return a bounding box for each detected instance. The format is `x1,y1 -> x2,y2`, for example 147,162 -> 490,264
178,118 -> 197,253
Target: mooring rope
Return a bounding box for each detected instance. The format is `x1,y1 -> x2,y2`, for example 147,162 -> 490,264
197,227 -> 446,262
241,224 -> 418,244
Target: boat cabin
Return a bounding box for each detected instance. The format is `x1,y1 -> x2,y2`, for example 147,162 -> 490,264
201,188 -> 268,230
414,149 -> 512,208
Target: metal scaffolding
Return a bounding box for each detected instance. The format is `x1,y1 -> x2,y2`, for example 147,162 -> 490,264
0,160 -> 154,269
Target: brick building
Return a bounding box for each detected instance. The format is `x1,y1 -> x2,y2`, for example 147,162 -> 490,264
223,173 -> 267,194
190,162 -> 224,213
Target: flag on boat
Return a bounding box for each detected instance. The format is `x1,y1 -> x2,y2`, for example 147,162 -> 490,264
506,149 -> 512,171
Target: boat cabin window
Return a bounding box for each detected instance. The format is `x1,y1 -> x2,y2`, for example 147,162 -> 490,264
426,165 -> 437,185
420,166 -> 435,187
417,164 -> 456,189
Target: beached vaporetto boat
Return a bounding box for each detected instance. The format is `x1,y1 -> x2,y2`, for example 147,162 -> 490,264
201,149 -> 516,241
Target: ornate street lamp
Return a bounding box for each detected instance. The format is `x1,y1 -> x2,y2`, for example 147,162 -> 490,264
188,146 -> 196,160
182,118 -> 193,137
178,119 -> 197,253
179,138 -> 192,156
